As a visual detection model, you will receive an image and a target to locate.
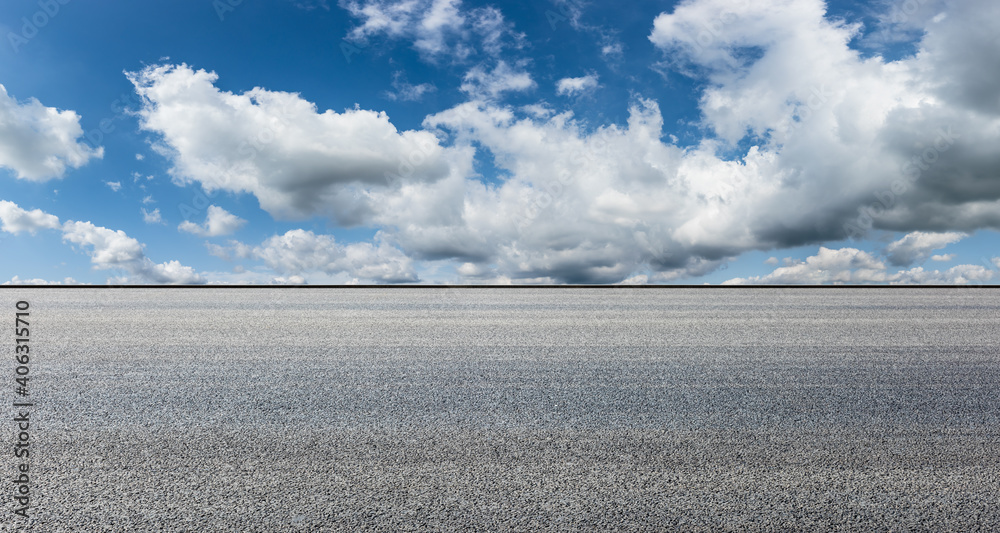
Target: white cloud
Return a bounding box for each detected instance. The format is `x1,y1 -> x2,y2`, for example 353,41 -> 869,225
135,153 -> 145,161
142,195 -> 155,204
930,254 -> 955,262
644,0 -> 1000,237
3,276 -> 79,285
0,199 -> 203,284
0,85 -> 102,181
413,0 -> 464,56
62,220 -> 205,284
0,200 -> 62,234
885,231 -> 966,266
341,0 -> 418,39
555,74 -> 599,96
340,0 -> 524,60
61,221 -> 145,266
724,245 -> 998,285
470,5 -> 524,56
764,256 -> 779,265
178,205 -> 246,237
417,98 -> 751,282
723,247 -> 891,284
601,42 -> 624,58
105,181 -> 122,192
460,61 -> 535,99
893,264 -> 995,285
342,0 -> 463,56
220,229 -> 417,283
141,208 -> 163,225
130,64 -> 461,225
272,275 -> 307,285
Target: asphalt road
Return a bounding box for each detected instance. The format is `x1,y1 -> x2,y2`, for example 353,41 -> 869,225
4,288 -> 1000,531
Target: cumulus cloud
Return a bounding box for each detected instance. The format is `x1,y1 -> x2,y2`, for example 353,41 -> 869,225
129,63 -> 463,225
417,98 -> 750,282
178,205 -> 246,237
648,0 -> 1000,237
0,199 -> 203,284
105,181 -> 122,192
0,85 -> 103,181
216,229 -> 417,283
884,231 -> 966,266
931,254 -> 955,262
0,200 -> 62,234
555,74 -> 599,96
61,222 -> 204,284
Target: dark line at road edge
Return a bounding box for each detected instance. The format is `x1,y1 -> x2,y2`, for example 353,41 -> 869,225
1,285 -> 998,289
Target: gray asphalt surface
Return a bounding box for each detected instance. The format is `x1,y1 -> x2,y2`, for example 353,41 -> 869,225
4,288 -> 1000,531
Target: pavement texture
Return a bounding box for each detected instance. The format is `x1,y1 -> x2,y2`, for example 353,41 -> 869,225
3,288 -> 1000,531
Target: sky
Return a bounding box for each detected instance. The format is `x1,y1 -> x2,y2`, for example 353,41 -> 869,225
0,0 -> 998,285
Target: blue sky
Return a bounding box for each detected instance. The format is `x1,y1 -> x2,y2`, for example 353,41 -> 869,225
0,0 -> 998,284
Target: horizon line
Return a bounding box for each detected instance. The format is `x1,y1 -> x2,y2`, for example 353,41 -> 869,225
1,284 -> 998,289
